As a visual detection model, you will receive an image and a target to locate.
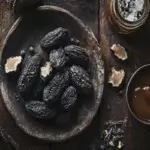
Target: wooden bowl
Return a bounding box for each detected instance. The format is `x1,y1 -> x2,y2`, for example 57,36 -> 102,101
0,6 -> 104,141
126,64 -> 150,125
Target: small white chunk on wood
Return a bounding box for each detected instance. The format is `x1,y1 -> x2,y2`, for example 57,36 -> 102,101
111,44 -> 128,61
108,68 -> 125,87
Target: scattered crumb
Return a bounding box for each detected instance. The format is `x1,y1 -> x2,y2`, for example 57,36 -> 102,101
109,140 -> 115,147
101,119 -> 126,149
111,44 -> 128,61
40,61 -> 52,78
5,56 -> 22,73
117,140 -> 124,149
108,68 -> 125,87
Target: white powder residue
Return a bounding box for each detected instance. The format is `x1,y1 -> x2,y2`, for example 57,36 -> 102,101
135,0 -> 145,11
118,0 -> 145,22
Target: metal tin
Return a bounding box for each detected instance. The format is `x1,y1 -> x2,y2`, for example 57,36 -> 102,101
108,0 -> 150,34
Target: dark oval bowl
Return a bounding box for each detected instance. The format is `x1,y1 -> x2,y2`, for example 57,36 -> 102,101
0,6 -> 104,141
126,64 -> 150,125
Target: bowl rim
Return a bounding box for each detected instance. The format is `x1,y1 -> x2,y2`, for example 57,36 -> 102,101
126,64 -> 150,125
0,5 -> 104,141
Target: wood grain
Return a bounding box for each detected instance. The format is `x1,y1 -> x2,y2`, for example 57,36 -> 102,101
100,0 -> 150,150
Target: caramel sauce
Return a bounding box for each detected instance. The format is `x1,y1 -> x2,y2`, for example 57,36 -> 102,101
132,86 -> 150,120
131,68 -> 150,121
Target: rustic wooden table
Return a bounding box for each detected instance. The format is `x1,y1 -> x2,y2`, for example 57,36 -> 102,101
1,0 -> 150,149
100,1 -> 150,150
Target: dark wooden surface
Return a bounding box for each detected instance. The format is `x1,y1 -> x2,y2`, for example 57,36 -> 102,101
100,0 -> 150,150
1,0 -> 150,149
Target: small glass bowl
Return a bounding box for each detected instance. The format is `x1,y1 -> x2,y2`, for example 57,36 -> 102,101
107,0 -> 150,34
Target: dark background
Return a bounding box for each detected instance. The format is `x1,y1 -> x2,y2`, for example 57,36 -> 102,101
0,0 -> 150,149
